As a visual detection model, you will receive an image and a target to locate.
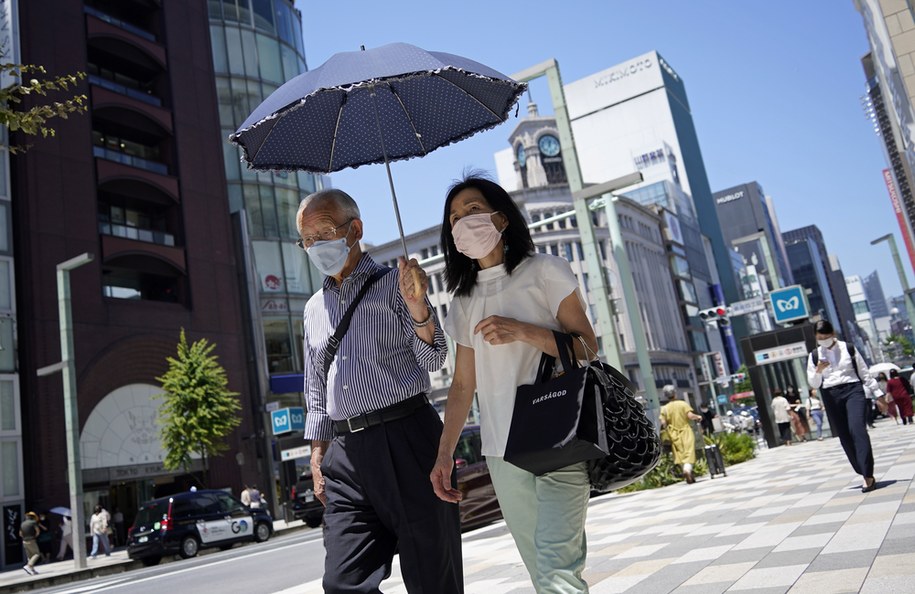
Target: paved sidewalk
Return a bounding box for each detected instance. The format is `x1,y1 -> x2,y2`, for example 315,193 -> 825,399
0,518 -> 310,592
293,419 -> 915,593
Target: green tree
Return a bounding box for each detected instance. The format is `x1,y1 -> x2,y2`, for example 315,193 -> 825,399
733,364 -> 752,393
156,329 -> 241,487
884,334 -> 915,359
0,64 -> 87,153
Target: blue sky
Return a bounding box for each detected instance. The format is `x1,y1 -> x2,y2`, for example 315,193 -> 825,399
294,1 -> 907,299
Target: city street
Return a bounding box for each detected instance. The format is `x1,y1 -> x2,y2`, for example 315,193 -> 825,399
4,418 -> 913,594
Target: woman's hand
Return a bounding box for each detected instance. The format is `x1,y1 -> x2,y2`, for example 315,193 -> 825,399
430,451 -> 463,503
473,315 -> 530,345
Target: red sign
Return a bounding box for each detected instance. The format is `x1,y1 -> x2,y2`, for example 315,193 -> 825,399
882,169 -> 915,276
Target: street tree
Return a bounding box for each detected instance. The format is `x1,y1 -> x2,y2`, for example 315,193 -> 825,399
156,328 -> 241,487
884,334 -> 915,360
0,63 -> 87,153
733,364 -> 752,393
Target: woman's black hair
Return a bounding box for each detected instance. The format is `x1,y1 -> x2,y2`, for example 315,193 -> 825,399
878,372 -> 888,381
890,369 -> 900,378
440,173 -> 534,296
814,319 -> 834,335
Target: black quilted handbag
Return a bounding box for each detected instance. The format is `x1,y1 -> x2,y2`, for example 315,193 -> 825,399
571,334 -> 661,491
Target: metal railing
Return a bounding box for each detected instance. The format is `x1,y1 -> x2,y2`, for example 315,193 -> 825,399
85,6 -> 156,42
93,146 -> 168,175
88,74 -> 162,107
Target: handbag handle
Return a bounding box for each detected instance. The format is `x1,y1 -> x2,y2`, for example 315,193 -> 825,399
535,331 -> 579,384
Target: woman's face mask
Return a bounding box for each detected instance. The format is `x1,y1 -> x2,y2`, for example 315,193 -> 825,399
451,212 -> 503,260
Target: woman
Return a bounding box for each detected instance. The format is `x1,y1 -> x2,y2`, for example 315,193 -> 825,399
886,369 -> 914,425
771,389 -> 792,446
89,505 -> 111,559
659,386 -> 703,483
807,319 -> 878,493
807,388 -> 825,441
877,372 -> 897,423
785,386 -> 810,442
430,175 -> 597,593
56,515 -> 72,561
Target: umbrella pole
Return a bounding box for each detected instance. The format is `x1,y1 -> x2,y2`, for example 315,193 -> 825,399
369,84 -> 420,297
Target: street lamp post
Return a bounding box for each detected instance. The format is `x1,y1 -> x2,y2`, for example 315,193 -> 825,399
37,252 -> 94,570
871,234 -> 915,341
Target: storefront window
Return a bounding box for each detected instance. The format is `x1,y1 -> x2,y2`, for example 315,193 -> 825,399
257,34 -> 283,84
253,0 -> 274,32
210,26 -> 228,73
1,440 -> 20,496
0,380 -> 14,432
282,242 -> 314,294
264,318 -> 293,373
252,240 -> 283,292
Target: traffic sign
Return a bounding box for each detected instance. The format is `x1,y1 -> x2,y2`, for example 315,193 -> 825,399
769,285 -> 809,324
728,297 -> 766,317
270,406 -> 305,435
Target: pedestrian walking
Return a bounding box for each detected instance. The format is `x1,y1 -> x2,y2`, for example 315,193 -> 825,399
886,369 -> 914,425
297,189 -> 462,593
19,511 -> 41,575
56,515 -> 73,561
698,402 -> 717,435
112,508 -> 124,547
430,175 -> 598,592
36,513 -> 52,562
771,389 -> 793,446
807,319 -> 879,493
240,485 -> 252,507
89,505 -> 111,558
248,485 -> 262,509
660,386 -> 703,484
807,389 -> 825,441
785,386 -> 810,442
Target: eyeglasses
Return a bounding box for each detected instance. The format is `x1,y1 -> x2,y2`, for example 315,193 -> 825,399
296,219 -> 354,250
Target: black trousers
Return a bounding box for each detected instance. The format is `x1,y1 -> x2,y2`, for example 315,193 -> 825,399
321,404 -> 463,593
821,382 -> 874,478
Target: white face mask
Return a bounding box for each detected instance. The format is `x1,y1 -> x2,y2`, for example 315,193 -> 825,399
817,337 -> 836,349
307,237 -> 351,277
451,212 -> 503,260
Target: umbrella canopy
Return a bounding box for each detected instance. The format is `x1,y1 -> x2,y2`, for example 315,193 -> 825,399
869,362 -> 900,376
231,42 -> 526,173
49,506 -> 71,516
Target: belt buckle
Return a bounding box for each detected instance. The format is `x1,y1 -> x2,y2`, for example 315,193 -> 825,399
346,415 -> 365,433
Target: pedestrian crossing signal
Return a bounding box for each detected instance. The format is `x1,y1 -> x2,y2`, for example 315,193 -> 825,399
699,306 -> 730,327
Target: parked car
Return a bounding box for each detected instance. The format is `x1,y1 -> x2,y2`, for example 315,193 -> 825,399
127,489 -> 273,566
455,425 -> 502,531
290,464 -> 324,528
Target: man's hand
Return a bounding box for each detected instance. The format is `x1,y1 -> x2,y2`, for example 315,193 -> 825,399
430,451 -> 463,504
310,440 -> 330,506
816,360 -> 830,374
398,257 -> 428,304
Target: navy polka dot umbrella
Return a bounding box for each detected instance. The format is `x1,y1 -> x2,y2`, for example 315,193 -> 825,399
230,42 -> 526,258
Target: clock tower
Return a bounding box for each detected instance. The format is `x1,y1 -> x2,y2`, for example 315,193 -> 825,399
508,102 -> 568,189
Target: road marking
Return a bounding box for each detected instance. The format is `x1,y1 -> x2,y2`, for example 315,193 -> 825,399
78,536 -> 322,593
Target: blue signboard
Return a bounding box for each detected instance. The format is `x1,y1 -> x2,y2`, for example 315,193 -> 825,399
270,407 -> 305,435
769,285 -> 809,324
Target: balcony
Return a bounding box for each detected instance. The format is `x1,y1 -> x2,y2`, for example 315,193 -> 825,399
99,222 -> 175,247
101,234 -> 186,274
88,74 -> 162,107
90,85 -> 172,135
93,146 -> 166,175
86,6 -> 166,69
95,154 -> 179,203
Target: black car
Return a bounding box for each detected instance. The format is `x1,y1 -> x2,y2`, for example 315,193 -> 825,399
290,467 -> 324,528
127,489 -> 273,566
455,425 -> 501,531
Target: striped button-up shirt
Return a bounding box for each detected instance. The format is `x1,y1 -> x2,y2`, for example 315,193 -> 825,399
302,254 -> 447,441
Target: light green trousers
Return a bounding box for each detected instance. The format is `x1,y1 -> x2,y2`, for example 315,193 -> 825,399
486,457 -> 590,593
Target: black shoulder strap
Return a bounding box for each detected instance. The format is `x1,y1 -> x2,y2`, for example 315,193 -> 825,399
321,268 -> 391,383
848,343 -> 861,381
811,349 -> 818,365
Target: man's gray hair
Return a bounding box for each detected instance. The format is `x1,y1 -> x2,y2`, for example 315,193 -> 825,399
296,188 -> 361,234
662,384 -> 676,395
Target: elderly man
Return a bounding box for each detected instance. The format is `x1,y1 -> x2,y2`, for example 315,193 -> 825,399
297,189 -> 463,593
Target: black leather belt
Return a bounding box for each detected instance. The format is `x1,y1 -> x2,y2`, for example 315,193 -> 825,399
333,394 -> 428,434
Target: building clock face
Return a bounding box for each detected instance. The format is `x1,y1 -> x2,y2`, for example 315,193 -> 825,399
517,144 -> 526,167
538,134 -> 561,157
